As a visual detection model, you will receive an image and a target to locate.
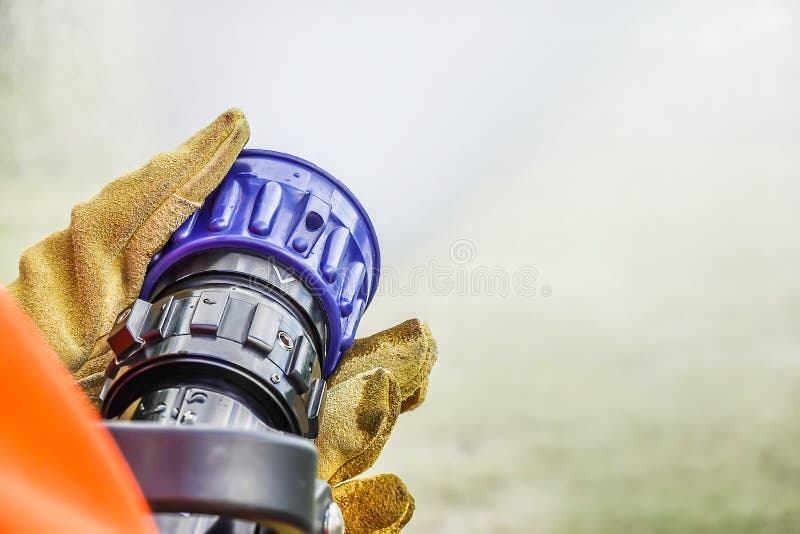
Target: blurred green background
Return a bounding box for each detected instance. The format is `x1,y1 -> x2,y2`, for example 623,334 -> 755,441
2,1 -> 800,532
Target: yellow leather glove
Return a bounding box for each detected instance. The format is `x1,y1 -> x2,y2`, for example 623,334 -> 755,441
5,108 -> 438,533
319,319 -> 437,533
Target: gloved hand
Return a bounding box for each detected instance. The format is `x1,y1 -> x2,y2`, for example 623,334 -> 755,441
318,318 -> 437,533
5,108 -> 438,533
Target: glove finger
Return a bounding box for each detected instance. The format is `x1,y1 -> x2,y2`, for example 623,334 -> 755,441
118,109 -> 249,294
332,474 -> 415,534
329,319 -> 436,413
317,368 -> 401,485
75,110 -> 247,357
69,108 -> 248,268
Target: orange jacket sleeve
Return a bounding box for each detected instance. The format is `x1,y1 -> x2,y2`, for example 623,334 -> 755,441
0,289 -> 156,533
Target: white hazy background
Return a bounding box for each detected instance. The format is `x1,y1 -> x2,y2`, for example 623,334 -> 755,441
2,1 -> 800,532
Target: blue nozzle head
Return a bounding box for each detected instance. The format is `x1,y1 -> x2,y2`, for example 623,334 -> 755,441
140,149 -> 381,377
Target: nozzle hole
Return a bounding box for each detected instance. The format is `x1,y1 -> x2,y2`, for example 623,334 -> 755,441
305,211 -> 324,231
